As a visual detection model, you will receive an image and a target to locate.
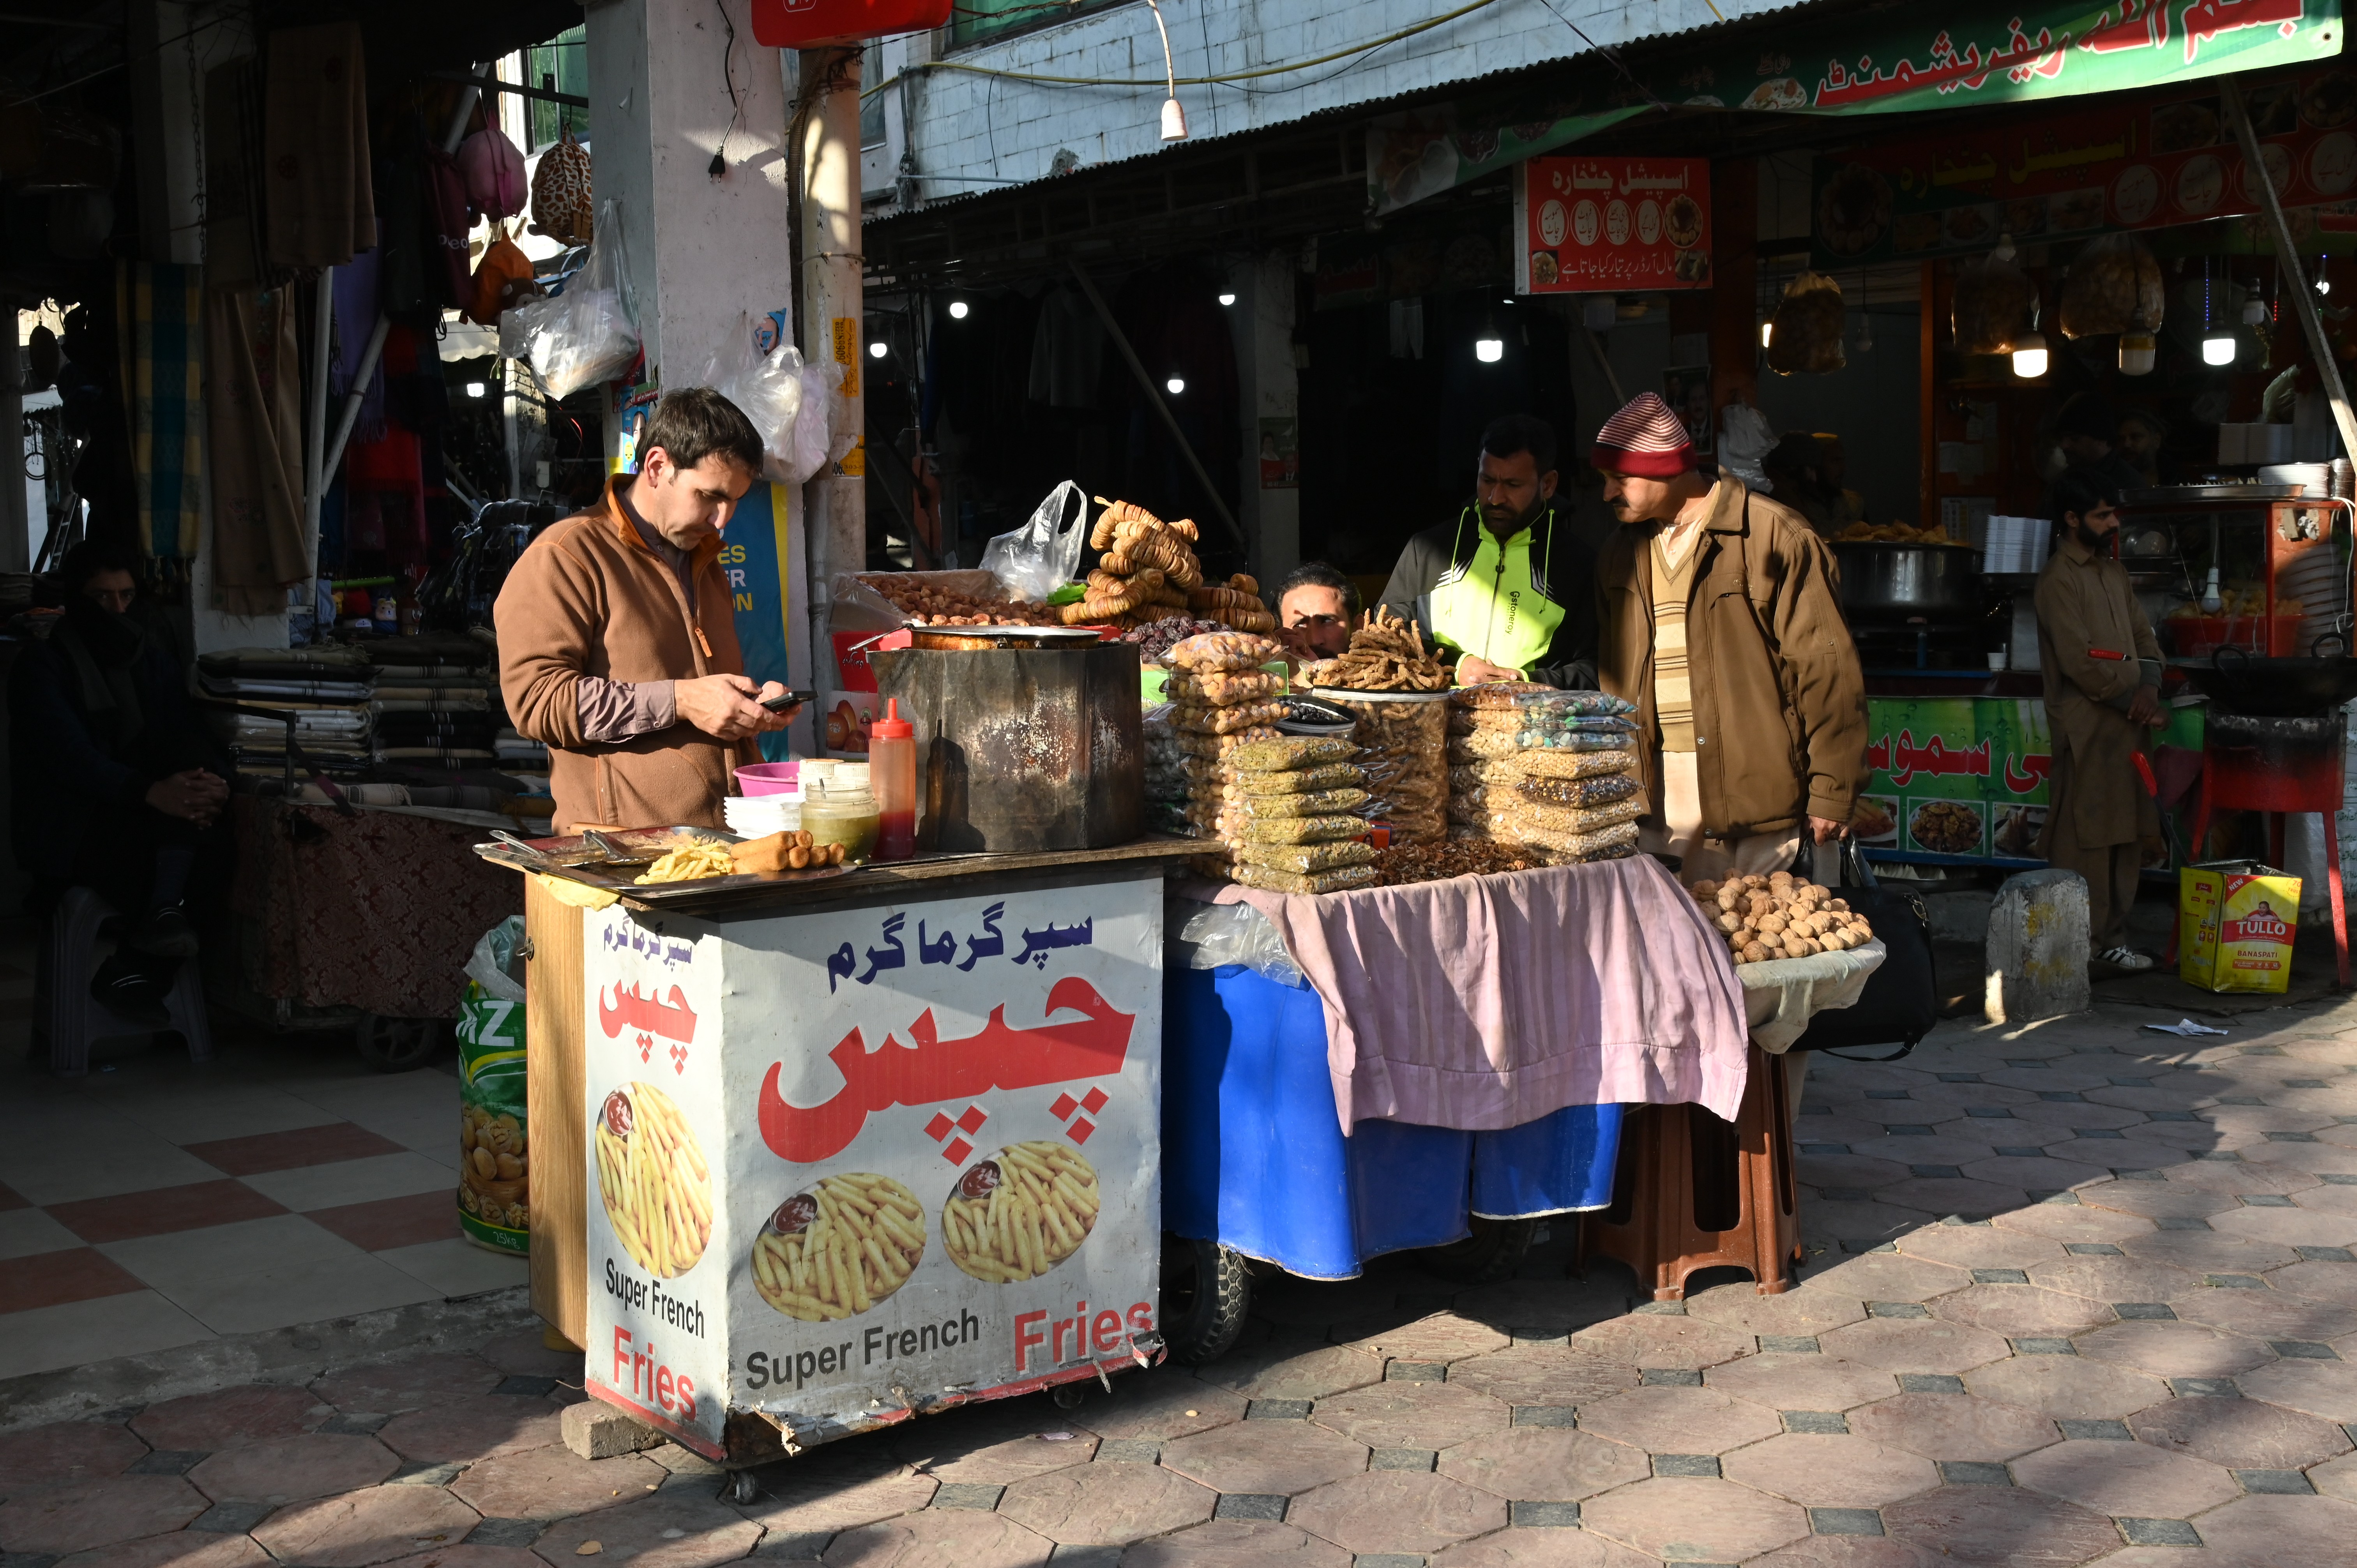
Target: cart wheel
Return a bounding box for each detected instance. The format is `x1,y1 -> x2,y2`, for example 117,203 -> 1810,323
1415,1217 -> 1537,1285
730,1470 -> 758,1504
1051,1383 -> 1085,1410
353,1014 -> 443,1074
1161,1233 -> 1251,1365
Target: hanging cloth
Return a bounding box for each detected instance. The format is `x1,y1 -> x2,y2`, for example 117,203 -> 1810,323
331,248 -> 386,445
263,20 -> 376,268
117,261 -> 204,560
206,286 -> 309,616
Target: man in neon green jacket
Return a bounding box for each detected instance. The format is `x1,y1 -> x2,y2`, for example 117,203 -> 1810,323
1375,415 -> 1599,689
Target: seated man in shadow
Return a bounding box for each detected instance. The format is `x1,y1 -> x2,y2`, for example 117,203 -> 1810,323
10,542 -> 230,1025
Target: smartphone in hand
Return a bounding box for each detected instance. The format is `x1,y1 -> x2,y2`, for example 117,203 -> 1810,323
760,689 -> 817,713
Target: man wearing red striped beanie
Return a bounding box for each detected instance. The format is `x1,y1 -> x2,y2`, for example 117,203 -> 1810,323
1590,392 -> 1865,885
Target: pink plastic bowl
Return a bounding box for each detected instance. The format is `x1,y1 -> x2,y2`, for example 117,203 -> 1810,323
735,762 -> 801,797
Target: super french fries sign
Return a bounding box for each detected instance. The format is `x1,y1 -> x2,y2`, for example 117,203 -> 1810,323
581,877 -> 1163,1456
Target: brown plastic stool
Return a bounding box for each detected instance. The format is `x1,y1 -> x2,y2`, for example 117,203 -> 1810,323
1578,1044 -> 1800,1300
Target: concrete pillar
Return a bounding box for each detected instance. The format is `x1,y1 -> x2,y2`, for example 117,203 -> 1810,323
1,314 -> 25,574
586,0 -> 799,390
1228,247 -> 1300,587
798,44 -> 864,688
127,1 -> 206,267
1985,868 -> 2092,1025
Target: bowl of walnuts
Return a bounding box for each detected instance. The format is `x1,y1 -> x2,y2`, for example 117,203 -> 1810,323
1688,871 -> 1875,967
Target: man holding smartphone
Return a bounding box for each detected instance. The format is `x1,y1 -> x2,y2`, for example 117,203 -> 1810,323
498,388 -> 801,832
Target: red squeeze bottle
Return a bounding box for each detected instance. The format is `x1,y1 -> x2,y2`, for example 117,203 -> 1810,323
871,697 -> 917,861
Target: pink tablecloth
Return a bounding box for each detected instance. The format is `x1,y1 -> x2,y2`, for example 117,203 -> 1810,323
1205,853 -> 1750,1133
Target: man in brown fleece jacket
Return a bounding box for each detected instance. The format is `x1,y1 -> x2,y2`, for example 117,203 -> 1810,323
496,388 -> 799,832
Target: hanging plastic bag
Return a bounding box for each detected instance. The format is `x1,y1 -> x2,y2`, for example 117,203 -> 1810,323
978,480 -> 1087,602
693,313 -> 837,486
2060,232 -> 2164,339
1767,270 -> 1847,375
1953,238 -> 2039,354
504,199 -> 638,400
1720,397 -> 1775,489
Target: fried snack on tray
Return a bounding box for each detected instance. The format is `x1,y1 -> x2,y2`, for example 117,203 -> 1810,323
636,842 -> 737,883
857,573 -> 1060,627
1079,499 -> 1278,631
595,1084 -> 710,1277
731,830 -> 846,872
751,1173 -> 926,1321
943,1141 -> 1100,1283
1376,837 -> 1541,885
1302,608 -> 1451,692
1686,871 -> 1878,965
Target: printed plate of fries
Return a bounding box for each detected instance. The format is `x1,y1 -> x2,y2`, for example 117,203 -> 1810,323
595,1083 -> 712,1278
750,1173 -> 928,1321
942,1141 -> 1100,1284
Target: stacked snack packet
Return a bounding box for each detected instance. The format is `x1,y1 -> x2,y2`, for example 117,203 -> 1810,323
1166,631 -> 1288,845
1446,683 -> 1645,864
1220,734 -> 1376,895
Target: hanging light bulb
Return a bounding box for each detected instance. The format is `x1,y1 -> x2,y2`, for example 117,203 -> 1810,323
1217,292 -> 1236,307
2119,307 -> 2157,376
2202,255 -> 2236,365
1475,334 -> 1505,363
1148,0 -> 1187,140
948,300 -> 970,319
1759,319 -> 1774,347
868,340 -> 888,359
1165,375 -> 1186,395
2011,330 -> 2049,378
2241,292 -> 2268,327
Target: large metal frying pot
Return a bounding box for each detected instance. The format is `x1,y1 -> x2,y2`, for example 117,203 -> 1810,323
1831,542 -> 1984,622
2178,640 -> 2357,717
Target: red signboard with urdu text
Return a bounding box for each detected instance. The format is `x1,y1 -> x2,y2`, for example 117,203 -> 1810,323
1515,157 -> 1712,294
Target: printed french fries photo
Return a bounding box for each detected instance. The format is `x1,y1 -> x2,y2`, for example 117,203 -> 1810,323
941,1141 -> 1101,1284
750,1173 -> 927,1321
595,1082 -> 712,1277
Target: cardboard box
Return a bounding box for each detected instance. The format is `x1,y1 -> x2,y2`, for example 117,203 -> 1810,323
2179,860 -> 2302,993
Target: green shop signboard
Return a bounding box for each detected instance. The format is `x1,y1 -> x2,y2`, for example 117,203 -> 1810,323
1859,698 -> 2055,864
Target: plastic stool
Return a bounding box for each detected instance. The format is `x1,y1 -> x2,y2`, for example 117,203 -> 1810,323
46,887 -> 213,1076
1577,1043 -> 1800,1300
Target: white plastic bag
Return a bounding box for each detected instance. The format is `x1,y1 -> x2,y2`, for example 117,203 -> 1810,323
504,199 -> 639,400
977,480 -> 1086,602
1719,398 -> 1776,491
694,314 -> 834,486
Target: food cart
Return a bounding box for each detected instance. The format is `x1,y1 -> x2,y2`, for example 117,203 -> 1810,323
487,833 -> 1200,1490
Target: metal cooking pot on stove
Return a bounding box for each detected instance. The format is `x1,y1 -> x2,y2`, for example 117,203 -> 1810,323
1830,541 -> 1984,621
2178,639 -> 2357,717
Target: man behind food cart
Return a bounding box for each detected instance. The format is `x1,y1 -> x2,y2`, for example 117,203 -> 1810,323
497,388 -> 800,833
1270,561 -> 1358,663
2033,469 -> 2163,973
1375,414 -> 1598,688
1589,392 -> 1867,885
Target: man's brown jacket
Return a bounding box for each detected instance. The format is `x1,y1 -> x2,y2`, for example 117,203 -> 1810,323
496,476 -> 754,832
1595,475 -> 1867,838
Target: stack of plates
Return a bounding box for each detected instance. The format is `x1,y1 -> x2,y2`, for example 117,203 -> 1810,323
724,792 -> 802,838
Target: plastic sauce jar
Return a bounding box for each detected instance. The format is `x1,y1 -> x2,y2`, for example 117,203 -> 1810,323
802,782 -> 881,863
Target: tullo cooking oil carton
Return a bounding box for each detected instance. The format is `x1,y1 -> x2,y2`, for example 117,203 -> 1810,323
2179,860 -> 2301,994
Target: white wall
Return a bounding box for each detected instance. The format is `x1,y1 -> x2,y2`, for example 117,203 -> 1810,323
888,0 -> 1767,199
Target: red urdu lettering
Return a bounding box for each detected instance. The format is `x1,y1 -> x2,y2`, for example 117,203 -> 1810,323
756,976 -> 1136,1163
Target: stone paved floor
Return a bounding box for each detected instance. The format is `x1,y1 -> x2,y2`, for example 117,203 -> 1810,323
6,996 -> 2357,1567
